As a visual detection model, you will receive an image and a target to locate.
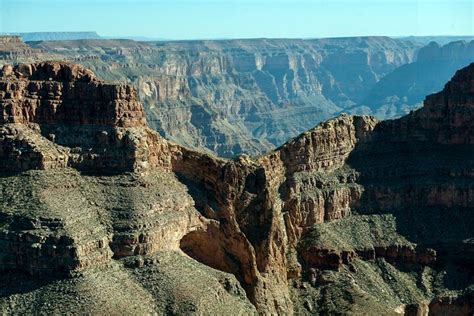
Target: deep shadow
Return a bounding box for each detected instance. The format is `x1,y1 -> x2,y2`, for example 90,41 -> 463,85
345,119 -> 474,289
0,271 -> 65,298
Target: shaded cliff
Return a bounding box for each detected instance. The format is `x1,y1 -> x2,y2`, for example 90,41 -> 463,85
361,40 -> 474,117
0,61 -> 473,315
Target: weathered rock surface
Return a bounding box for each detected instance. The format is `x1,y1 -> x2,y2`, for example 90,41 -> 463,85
26,37 -> 420,157
0,62 -> 258,314
0,62 -> 173,174
0,61 -> 473,315
4,37 -> 474,159
0,36 -> 42,61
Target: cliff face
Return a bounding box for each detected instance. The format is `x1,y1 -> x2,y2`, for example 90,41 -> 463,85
0,61 -> 257,315
0,36 -> 43,62
0,61 -> 473,315
0,62 -> 144,127
29,37 -> 419,157
0,62 -> 171,173
7,37 -> 474,159
0,62 -> 189,271
362,40 -> 474,118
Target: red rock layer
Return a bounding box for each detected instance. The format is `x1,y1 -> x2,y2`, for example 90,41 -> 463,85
0,62 -> 169,174
0,62 -> 145,127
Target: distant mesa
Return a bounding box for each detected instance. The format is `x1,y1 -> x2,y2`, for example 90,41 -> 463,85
0,32 -> 101,42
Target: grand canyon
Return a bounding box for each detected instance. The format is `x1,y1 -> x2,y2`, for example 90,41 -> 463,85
2,35 -> 474,158
0,30 -> 473,315
2,0 -> 474,307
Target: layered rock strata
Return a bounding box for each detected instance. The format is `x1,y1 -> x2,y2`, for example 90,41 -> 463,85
0,61 -> 473,315
0,36 -> 42,61
28,37 -> 420,157
0,62 -> 197,278
0,62 -> 171,173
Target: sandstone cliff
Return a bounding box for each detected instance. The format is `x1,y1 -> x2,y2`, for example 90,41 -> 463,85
0,61 -> 473,315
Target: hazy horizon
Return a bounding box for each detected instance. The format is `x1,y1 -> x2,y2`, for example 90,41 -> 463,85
1,0 -> 473,40
4,31 -> 474,42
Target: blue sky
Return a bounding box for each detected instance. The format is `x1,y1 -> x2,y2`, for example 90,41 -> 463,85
0,0 -> 473,39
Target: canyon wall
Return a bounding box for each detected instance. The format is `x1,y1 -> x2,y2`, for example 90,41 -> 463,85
28,37 -> 419,157
362,40 -> 474,117
0,36 -> 45,62
0,62 -> 172,173
166,62 -> 473,313
4,37 -> 474,159
0,61 -> 473,315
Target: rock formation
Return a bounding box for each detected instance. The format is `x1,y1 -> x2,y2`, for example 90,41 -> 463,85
361,40 -> 474,118
0,36 -> 44,62
0,62 -> 171,173
0,61 -> 473,315
27,37 -> 420,157
5,37 -> 474,158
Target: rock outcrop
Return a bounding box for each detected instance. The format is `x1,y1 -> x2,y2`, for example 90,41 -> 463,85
0,62 -> 172,173
0,61 -> 473,315
0,36 -> 44,62
0,62 -> 198,275
0,62 -> 144,127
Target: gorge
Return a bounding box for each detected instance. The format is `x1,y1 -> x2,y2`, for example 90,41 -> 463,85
2,35 -> 472,158
0,60 -> 472,314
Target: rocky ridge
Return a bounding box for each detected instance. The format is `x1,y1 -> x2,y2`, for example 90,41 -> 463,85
0,61 -> 473,314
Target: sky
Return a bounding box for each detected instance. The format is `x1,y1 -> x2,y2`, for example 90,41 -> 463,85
0,0 -> 473,40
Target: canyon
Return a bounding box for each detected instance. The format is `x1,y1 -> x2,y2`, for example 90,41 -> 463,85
23,36 -> 474,158
3,36 -> 474,158
0,61 -> 472,315
363,39 -> 474,117
28,36 -> 419,157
